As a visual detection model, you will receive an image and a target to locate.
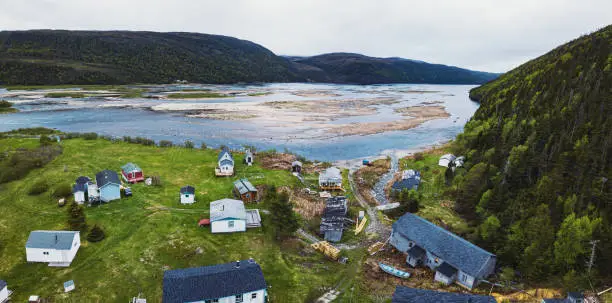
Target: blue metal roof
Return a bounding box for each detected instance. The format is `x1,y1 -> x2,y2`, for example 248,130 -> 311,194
218,147 -> 233,161
96,170 -> 120,187
121,162 -> 141,173
393,213 -> 495,277
210,199 -> 246,222
73,182 -> 87,193
0,279 -> 6,290
75,176 -> 90,185
163,260 -> 267,303
64,280 -> 74,288
233,179 -> 257,195
392,286 -> 497,303
26,231 -> 79,250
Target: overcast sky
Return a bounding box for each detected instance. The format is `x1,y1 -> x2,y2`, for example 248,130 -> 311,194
0,0 -> 609,73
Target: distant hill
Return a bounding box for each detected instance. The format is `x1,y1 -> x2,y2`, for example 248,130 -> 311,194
455,25 -> 611,283
290,53 -> 499,84
0,30 -> 498,85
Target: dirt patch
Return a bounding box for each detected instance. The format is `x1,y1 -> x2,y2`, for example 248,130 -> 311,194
258,152 -> 295,171
292,188 -> 326,220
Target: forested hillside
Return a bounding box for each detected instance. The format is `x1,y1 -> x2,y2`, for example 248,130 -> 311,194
0,30 -> 498,85
455,25 -> 611,286
291,53 -> 499,84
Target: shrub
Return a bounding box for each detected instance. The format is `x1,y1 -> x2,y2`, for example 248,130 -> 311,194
39,135 -> 54,146
184,140 -> 194,149
82,132 -> 98,140
87,225 -> 106,242
52,183 -> 73,198
28,180 -> 49,195
159,140 -> 173,147
200,142 -> 207,149
0,145 -> 62,184
67,202 -> 87,232
413,152 -> 425,161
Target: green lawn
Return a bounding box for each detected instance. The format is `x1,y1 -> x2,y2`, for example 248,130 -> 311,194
0,138 -> 353,302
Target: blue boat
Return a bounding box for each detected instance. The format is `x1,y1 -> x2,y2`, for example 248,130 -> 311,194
379,263 -> 411,279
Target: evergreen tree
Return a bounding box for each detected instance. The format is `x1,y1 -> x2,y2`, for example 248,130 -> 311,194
269,191 -> 299,240
87,224 -> 106,242
67,202 -> 87,232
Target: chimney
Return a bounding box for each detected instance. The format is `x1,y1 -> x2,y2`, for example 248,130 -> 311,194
248,257 -> 255,264
235,260 -> 240,268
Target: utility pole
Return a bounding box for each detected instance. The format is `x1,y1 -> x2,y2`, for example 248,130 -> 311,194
587,240 -> 599,273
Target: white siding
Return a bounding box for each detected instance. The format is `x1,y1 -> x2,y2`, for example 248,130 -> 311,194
211,220 -> 246,233
73,191 -> 85,203
180,193 -> 195,204
425,251 -> 443,270
26,233 -> 80,265
0,286 -> 8,303
187,289 -> 266,303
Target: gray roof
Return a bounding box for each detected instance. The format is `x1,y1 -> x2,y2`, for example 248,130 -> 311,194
180,185 -> 195,194
292,161 -> 303,167
392,286 -> 497,303
391,178 -> 420,191
393,213 -> 495,277
234,179 -> 257,195
0,280 -> 6,290
407,245 -> 425,259
218,147 -> 233,161
96,170 -> 120,187
220,159 -> 234,167
75,176 -> 90,184
163,260 -> 267,303
72,182 -> 87,193
210,199 -> 246,222
436,262 -> 457,277
121,162 -> 141,172
319,167 -> 342,182
26,231 -> 79,250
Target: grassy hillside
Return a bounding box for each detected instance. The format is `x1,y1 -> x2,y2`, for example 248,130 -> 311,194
292,53 -> 499,84
453,25 -> 611,287
0,137 -> 359,302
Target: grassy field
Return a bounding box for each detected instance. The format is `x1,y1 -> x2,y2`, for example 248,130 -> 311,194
0,137 -> 358,302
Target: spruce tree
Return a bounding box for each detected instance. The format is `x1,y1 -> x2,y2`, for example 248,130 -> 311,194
269,191 -> 299,240
67,202 -> 87,232
87,225 -> 106,242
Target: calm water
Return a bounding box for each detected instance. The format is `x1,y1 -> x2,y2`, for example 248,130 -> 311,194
0,83 -> 478,161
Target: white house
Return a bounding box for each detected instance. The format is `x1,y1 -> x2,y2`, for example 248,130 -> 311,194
163,259 -> 268,303
26,231 -> 81,267
245,149 -> 254,166
0,280 -> 11,303
72,176 -> 90,204
179,185 -> 195,204
210,199 -> 246,233
215,147 -> 235,176
319,167 -> 343,190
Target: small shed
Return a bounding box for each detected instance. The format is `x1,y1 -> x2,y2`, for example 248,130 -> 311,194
121,163 -> 144,183
0,280 -> 11,303
319,167 -> 343,190
438,154 -> 457,168
245,149 -> 254,166
215,147 -> 234,177
246,209 -> 262,228
291,161 -> 303,174
233,179 -> 258,203
180,185 -> 195,205
72,176 -> 90,204
28,295 -> 40,303
64,280 -> 75,293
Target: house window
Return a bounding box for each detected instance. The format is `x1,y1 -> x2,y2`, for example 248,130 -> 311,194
235,294 -> 243,303
43,251 -> 49,255
228,221 -> 235,228
408,242 -> 413,248
246,193 -> 250,198
252,293 -> 257,299
460,273 -> 468,282
212,300 -> 218,303
185,194 -> 189,198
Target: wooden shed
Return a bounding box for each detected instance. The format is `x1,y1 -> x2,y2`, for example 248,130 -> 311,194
233,179 -> 259,203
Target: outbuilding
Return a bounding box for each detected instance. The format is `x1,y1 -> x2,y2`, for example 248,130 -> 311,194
210,199 -> 247,233
121,163 -> 144,183
438,154 -> 457,168
233,179 -> 259,203
0,280 -> 12,303
215,147 -> 235,177
163,259 -> 267,303
291,161 -> 303,174
25,230 -> 80,267
96,170 -> 121,202
245,149 -> 254,166
179,185 -> 195,204
72,176 -> 90,204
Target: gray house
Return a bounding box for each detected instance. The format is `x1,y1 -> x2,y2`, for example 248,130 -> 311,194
390,213 -> 496,290
392,286 -> 497,303
319,196 -> 348,242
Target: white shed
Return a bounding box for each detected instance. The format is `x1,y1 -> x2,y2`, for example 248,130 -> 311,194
25,231 -> 80,267
64,280 -> 75,293
210,199 -> 247,233
0,280 -> 11,303
438,154 -> 457,168
180,185 -> 195,204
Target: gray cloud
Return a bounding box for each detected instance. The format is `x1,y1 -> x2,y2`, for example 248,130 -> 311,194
0,0 -> 609,72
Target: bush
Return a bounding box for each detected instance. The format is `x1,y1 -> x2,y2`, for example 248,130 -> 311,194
184,140 -> 194,149
413,152 -> 425,161
87,225 -> 106,242
159,140 -> 173,147
28,180 -> 49,195
200,142 -> 207,149
0,145 -> 63,184
39,135 -> 54,146
82,132 -> 98,140
52,183 -> 73,198
67,201 -> 87,231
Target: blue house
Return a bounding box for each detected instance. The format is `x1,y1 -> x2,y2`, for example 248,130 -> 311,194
163,259 -> 267,303
392,286 -> 497,303
95,170 -> 121,202
390,213 -> 496,290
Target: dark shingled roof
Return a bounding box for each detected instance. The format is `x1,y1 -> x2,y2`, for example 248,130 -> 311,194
180,185 -> 195,194
393,213 -> 495,277
95,170 -> 120,188
75,176 -> 90,184
392,286 -> 497,303
436,262 -> 457,278
391,178 -> 420,191
163,260 -> 267,303
72,182 -> 87,193
0,279 -> 6,290
218,147 -> 233,161
407,245 -> 425,259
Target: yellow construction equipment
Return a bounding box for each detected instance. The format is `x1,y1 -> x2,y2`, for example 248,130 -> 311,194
311,241 -> 341,260
355,217 -> 367,235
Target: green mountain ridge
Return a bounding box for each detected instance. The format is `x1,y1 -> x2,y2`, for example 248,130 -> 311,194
455,25 -> 611,285
0,30 -> 498,85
